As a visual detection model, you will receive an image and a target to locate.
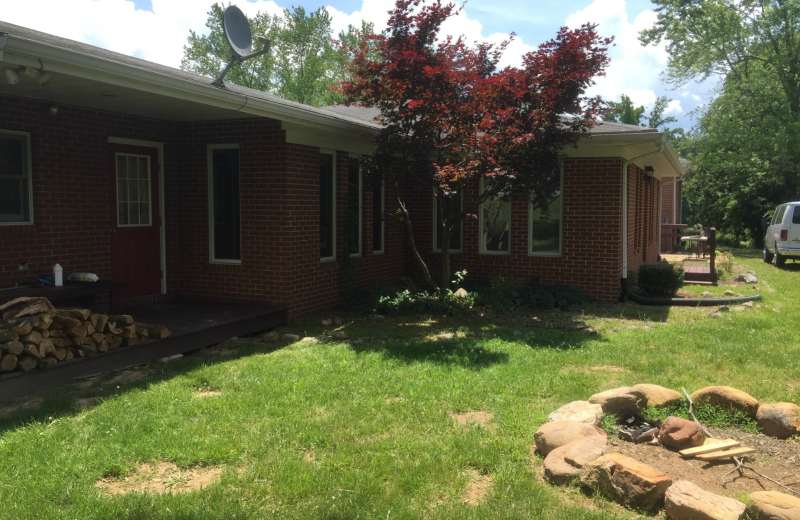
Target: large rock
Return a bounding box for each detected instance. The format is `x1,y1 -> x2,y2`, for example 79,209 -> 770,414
534,420 -> 606,456
756,403 -> 800,439
633,384 -> 683,408
660,416 -> 706,450
543,436 -> 608,485
690,386 -> 759,418
548,401 -> 604,426
588,387 -> 647,418
733,274 -> 758,284
665,480 -> 746,520
746,491 -> 800,520
580,453 -> 672,512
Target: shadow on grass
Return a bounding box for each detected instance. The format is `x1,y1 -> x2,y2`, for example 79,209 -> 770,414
348,336 -> 510,369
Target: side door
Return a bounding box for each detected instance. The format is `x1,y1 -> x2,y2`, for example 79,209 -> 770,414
109,144 -> 162,300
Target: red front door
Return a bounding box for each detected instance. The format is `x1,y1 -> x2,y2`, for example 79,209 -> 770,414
109,144 -> 161,299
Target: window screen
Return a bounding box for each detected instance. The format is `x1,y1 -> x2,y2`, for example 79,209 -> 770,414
774,205 -> 787,226
320,153 -> 335,259
0,132 -> 31,224
211,148 -> 241,261
435,192 -> 462,251
116,154 -> 151,227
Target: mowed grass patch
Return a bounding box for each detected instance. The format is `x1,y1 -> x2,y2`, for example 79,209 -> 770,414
0,251 -> 797,519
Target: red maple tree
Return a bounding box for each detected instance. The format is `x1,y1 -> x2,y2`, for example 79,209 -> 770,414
338,0 -> 613,293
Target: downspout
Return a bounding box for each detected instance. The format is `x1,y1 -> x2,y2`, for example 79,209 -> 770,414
621,142 -> 664,280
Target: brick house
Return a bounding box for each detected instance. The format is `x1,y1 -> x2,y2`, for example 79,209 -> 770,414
0,22 -> 685,318
660,158 -> 693,253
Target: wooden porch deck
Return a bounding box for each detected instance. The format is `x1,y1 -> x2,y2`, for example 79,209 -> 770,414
0,301 -> 287,402
683,264 -> 718,285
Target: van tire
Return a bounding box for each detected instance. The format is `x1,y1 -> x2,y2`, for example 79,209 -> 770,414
763,246 -> 774,263
774,250 -> 786,267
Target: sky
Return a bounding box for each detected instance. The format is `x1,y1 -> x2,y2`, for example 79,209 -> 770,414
1,0 -> 714,130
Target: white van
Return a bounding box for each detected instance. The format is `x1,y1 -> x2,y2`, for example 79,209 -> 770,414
764,201 -> 800,266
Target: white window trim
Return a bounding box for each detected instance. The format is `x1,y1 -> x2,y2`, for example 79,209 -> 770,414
373,179 -> 385,255
320,148 -> 337,262
0,130 -> 34,226
348,153 -> 362,258
528,163 -> 564,257
478,177 -> 511,255
432,189 -> 463,253
114,152 -> 153,228
207,143 -> 242,265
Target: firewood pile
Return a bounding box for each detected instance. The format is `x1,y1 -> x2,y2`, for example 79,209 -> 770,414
0,297 -> 170,373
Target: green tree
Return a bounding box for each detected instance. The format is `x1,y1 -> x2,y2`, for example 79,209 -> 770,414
647,96 -> 678,130
605,94 -> 646,125
181,3 -> 374,107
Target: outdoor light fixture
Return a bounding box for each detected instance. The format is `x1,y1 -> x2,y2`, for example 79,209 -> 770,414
38,71 -> 53,85
3,67 -> 18,85
644,165 -> 655,181
49,105 -> 59,116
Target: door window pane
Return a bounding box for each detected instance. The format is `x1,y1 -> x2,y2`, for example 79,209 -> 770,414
480,177 -> 510,253
115,153 -> 151,227
211,148 -> 241,261
320,153 -> 335,259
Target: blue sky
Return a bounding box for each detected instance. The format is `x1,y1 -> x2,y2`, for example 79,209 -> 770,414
6,0 -> 714,130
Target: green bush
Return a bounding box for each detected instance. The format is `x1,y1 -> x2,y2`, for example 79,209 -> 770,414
472,276 -> 593,311
637,262 -> 684,297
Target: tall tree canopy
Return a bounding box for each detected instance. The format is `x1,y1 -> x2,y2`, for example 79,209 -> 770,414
339,0 -> 612,292
605,94 -> 678,131
181,3 -> 375,106
641,0 -> 800,245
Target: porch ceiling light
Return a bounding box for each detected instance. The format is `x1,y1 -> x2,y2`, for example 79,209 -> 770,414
3,67 -> 18,85
644,165 -> 655,181
38,71 -> 53,85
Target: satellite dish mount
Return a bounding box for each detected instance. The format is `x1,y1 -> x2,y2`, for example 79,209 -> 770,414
212,5 -> 271,87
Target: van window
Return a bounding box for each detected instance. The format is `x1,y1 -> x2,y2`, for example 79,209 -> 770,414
793,206 -> 800,225
774,205 -> 787,225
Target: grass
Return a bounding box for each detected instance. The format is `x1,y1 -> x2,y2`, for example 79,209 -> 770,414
0,250 -> 799,519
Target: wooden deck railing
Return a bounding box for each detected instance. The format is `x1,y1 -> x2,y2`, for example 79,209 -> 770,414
661,223 -> 688,253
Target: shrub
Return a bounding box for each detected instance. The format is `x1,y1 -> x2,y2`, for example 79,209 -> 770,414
637,262 -> 684,297
472,276 -> 593,311
716,250 -> 733,276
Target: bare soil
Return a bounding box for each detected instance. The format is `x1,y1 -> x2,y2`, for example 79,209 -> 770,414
451,410 -> 494,429
193,390 -> 222,398
96,462 -> 222,495
462,469 -> 493,506
610,427 -> 800,497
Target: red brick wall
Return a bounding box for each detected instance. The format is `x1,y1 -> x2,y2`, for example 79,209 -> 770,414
0,94 -> 174,295
407,158 -> 627,303
627,164 -> 661,273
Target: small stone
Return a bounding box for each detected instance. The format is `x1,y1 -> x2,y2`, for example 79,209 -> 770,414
719,305 -> 730,312
157,353 -> 183,363
702,291 -> 712,297
642,325 -> 653,330
281,333 -> 300,342
332,332 -> 348,340
618,430 -> 633,442
583,328 -> 596,335
659,416 -> 706,450
743,301 -> 754,308
690,386 -> 759,418
733,306 -> 746,312
633,384 -> 683,408
709,312 -> 723,319
353,338 -> 364,344
544,436 -> 608,485
665,480 -> 746,520
634,428 -> 659,444
527,331 -> 536,336
757,304 -> 763,309
229,336 -> 239,341
300,337 -> 317,343
580,453 -> 672,512
513,330 -> 521,336
316,335 -> 333,342
548,401 -> 604,426
723,290 -> 735,296
263,331 -> 279,343
333,317 -> 343,326
588,387 -> 647,418
534,420 -> 607,456
757,403 -> 800,439
733,273 -> 758,284
747,491 -> 800,520
321,319 -> 332,326
454,288 -> 469,298
374,315 -> 385,320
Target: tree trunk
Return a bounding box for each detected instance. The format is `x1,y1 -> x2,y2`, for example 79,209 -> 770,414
394,182 -> 438,292
439,226 -> 453,301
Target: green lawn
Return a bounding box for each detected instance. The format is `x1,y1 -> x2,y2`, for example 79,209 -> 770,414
0,250 -> 798,519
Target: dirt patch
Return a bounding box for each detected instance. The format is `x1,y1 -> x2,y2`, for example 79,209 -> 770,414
193,390 -> 222,398
104,370 -> 146,386
451,410 -> 494,429
385,396 -> 405,403
610,427 -> 800,497
564,365 -> 625,375
96,462 -> 222,495
462,469 -> 493,505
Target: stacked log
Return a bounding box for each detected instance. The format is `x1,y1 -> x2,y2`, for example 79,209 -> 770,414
0,297 -> 170,373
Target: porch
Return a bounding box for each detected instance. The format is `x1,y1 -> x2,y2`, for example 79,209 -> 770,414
0,300 -> 286,402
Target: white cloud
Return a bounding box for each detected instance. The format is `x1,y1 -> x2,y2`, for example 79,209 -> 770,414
665,99 -> 682,114
1,0 -> 283,67
692,94 -> 701,102
564,0 -> 668,111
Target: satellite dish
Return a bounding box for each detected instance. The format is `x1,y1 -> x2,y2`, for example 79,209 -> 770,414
222,6 -> 252,58
211,5 -> 272,87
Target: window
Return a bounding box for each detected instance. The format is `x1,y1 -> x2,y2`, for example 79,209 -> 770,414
0,131 -> 32,225
320,151 -> 336,260
115,154 -> 152,227
208,145 -> 241,263
774,205 -> 787,226
528,170 -> 564,256
479,177 -> 510,254
434,191 -> 463,252
373,179 -> 384,253
347,156 -> 362,257
793,206 -> 800,225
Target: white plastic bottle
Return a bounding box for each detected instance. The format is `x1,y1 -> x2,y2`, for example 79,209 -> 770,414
53,262 -> 63,287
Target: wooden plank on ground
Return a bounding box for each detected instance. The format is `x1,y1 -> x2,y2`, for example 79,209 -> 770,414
680,439 -> 741,458
696,447 -> 756,461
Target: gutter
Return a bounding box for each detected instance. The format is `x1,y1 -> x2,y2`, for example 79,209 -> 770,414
622,142 -> 665,279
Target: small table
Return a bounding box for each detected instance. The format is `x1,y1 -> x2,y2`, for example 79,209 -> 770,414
0,280 -> 125,313
681,236 -> 708,259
